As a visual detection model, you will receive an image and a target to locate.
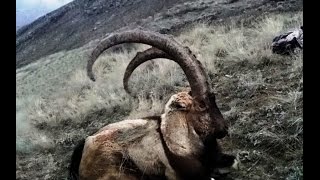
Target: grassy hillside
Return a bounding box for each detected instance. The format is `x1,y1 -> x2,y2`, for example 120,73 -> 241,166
16,0 -> 302,68
16,11 -> 302,179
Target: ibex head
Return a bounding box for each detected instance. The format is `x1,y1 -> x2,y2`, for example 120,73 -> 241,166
87,29 -> 228,141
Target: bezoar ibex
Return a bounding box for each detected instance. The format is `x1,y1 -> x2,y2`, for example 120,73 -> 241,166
69,29 -> 237,180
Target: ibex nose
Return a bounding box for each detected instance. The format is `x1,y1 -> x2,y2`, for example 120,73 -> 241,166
215,130 -> 228,139
214,128 -> 228,139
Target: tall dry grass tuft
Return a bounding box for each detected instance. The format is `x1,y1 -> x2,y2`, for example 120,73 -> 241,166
16,96 -> 54,154
177,11 -> 302,75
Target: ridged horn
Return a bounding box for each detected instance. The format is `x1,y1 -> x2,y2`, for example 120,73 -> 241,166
87,29 -> 210,98
123,47 -> 172,96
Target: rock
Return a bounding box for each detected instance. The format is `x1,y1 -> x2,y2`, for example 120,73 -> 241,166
271,26 -> 303,55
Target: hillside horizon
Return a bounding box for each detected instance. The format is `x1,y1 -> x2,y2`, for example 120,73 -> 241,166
16,0 -> 302,69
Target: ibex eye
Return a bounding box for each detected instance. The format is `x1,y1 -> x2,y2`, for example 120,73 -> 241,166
172,102 -> 186,109
175,104 -> 184,109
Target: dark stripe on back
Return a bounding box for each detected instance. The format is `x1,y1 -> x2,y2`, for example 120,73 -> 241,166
141,115 -> 162,121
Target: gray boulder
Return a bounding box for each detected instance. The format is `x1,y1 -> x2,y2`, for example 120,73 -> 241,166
272,26 -> 303,55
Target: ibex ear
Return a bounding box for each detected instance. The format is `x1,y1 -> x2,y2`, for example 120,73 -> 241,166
160,114 -> 195,157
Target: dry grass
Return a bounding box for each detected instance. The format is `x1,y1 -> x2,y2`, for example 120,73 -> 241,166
16,11 -> 302,179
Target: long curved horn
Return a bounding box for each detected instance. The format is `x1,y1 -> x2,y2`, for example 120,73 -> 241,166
123,47 -> 172,96
87,29 -> 210,98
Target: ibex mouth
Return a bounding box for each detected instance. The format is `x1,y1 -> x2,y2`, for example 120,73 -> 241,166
211,154 -> 239,179
214,129 -> 228,139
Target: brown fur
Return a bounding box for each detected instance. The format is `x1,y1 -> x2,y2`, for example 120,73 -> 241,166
78,92 -> 234,180
76,29 -> 233,180
79,92 -> 191,180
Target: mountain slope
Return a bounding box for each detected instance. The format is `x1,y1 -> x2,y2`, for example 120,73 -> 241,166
16,11 -> 303,179
16,0 -> 303,179
16,0 -> 302,68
